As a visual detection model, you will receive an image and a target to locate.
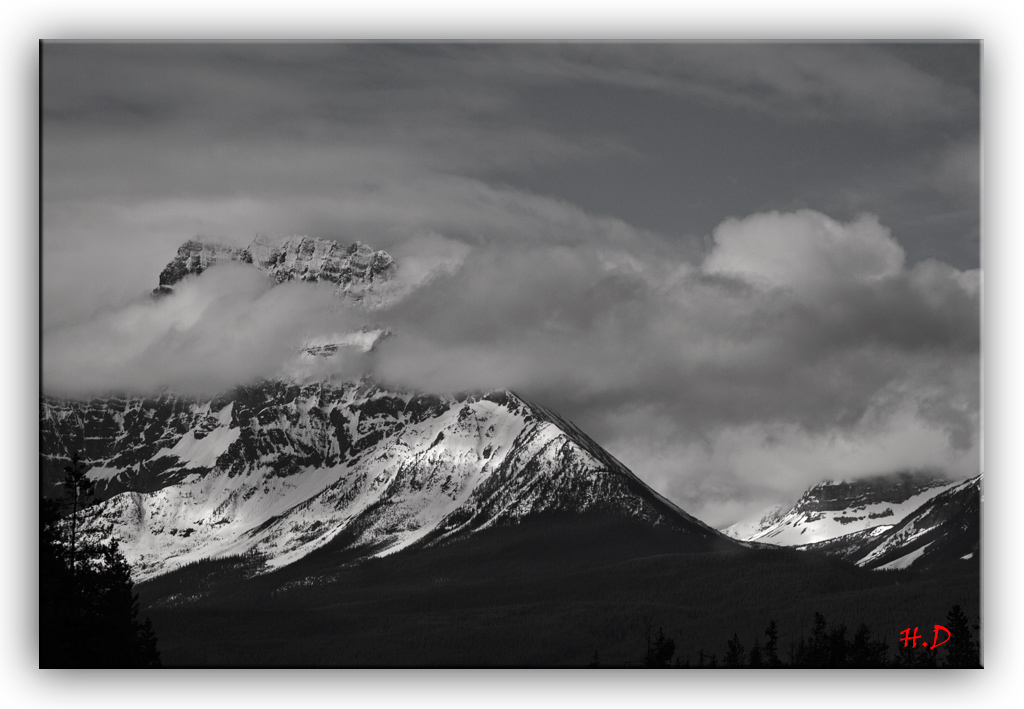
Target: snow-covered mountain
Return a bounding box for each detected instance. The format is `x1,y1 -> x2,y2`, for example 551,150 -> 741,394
801,475 -> 981,570
41,381 -> 723,582
721,472 -> 979,570
52,233 -> 978,586
153,235 -> 397,302
719,503 -> 786,542
43,226 -> 727,580
721,473 -> 960,546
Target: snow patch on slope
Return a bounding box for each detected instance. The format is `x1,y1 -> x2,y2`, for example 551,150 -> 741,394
875,542 -> 933,570
154,404 -> 238,468
726,480 -> 959,547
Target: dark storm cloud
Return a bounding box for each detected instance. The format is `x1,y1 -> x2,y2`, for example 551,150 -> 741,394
477,43 -> 978,125
41,43 -> 980,525
470,44 -> 979,270
42,43 -> 979,278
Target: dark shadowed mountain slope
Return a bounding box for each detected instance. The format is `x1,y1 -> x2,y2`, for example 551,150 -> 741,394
136,512 -> 979,667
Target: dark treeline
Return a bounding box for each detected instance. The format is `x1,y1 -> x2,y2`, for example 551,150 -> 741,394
628,606 -> 981,669
40,452 -> 161,668
137,513 -> 978,667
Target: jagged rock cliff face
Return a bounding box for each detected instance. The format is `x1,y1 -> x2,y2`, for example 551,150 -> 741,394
41,384 -> 723,581
154,235 -> 396,301
792,474 -> 952,513
155,240 -> 250,293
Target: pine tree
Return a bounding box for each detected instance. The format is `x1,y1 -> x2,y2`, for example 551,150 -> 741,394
62,451 -> 95,577
894,633 -> 917,668
875,634 -> 890,667
643,627 -> 676,668
827,623 -> 848,668
764,620 -> 781,667
916,643 -> 938,668
40,453 -> 161,668
792,635 -> 806,668
748,638 -> 763,668
724,632 -> 745,668
943,605 -> 981,668
806,612 -> 829,668
850,623 -> 886,668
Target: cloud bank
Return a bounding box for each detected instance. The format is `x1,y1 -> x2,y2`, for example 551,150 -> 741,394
43,264 -> 369,397
41,44 -> 979,525
41,43 -> 979,330
42,210 -> 979,525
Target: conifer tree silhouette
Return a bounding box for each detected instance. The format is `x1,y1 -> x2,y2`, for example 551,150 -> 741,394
62,451 -> 95,577
748,638 -> 762,668
806,612 -> 829,668
724,632 -> 745,668
40,452 -> 160,668
943,605 -> 981,668
850,623 -> 887,668
643,627 -> 676,668
764,620 -> 781,667
827,623 -> 848,668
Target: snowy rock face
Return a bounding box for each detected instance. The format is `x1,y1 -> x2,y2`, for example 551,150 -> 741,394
42,234 -> 725,583
848,475 -> 981,570
41,385 -> 718,581
722,473 -> 959,547
154,235 -> 396,301
154,239 -> 251,295
718,504 -> 786,542
722,472 -> 980,570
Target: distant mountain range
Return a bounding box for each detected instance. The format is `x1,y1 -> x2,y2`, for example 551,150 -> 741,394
722,472 -> 980,571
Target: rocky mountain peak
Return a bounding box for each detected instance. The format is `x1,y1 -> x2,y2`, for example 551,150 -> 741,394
153,234 -> 397,300
41,383 -> 726,581
154,240 -> 251,294
793,472 -> 952,515
722,470 -> 963,549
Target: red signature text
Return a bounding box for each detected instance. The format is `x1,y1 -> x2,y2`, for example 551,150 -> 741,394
899,625 -> 951,650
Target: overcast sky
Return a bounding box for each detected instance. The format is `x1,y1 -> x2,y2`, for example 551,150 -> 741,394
41,42 -> 980,526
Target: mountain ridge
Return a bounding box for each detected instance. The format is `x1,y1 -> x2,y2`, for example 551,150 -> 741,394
153,235 -> 397,302
42,382 -> 728,582
805,475 -> 982,570
722,472 -> 962,546
43,237 -> 977,589
722,472 -> 980,570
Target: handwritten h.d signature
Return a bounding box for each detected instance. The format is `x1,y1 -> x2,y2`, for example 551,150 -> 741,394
899,625 -> 951,650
